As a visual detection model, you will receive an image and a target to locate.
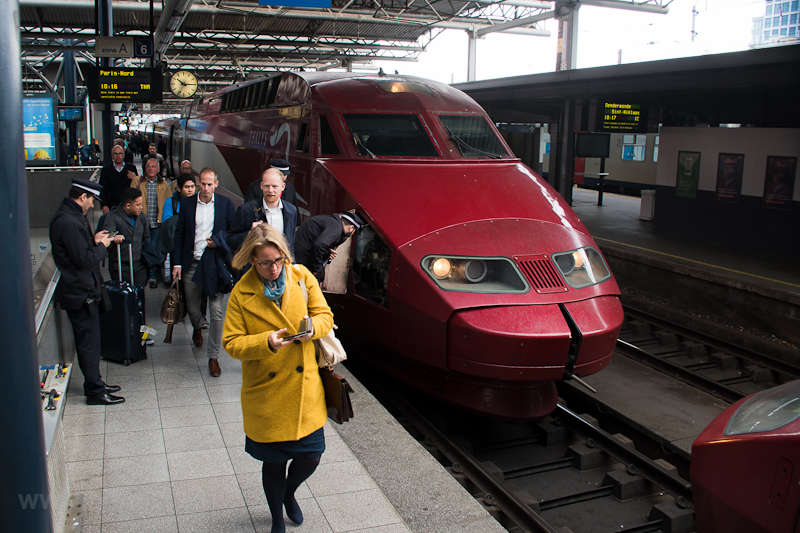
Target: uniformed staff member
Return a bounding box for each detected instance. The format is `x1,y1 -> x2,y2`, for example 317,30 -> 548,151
50,179 -> 126,405
293,211 -> 364,283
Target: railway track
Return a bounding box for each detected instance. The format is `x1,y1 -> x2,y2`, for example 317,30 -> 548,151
618,305 -> 800,404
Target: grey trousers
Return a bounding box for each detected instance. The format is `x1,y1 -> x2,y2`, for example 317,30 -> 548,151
183,262 -> 226,360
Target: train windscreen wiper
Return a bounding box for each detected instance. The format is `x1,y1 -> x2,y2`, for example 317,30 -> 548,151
353,134 -> 377,159
446,128 -> 504,159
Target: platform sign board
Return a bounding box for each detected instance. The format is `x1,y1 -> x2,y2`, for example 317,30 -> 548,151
86,67 -> 163,103
258,0 -> 331,6
133,37 -> 154,58
716,153 -> 744,204
763,156 -> 796,211
599,101 -> 645,133
95,36 -> 134,57
676,151 -> 700,199
23,93 -> 58,166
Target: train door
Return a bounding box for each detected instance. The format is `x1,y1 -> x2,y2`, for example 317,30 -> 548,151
320,238 -> 351,295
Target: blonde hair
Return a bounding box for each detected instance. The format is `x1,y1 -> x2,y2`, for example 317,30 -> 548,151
232,224 -> 294,271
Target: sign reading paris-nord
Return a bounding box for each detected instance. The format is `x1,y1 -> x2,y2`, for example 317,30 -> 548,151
258,0 -> 331,6
86,67 -> 163,103
599,101 -> 645,133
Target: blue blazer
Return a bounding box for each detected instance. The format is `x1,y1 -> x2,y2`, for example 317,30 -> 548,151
173,194 -> 236,295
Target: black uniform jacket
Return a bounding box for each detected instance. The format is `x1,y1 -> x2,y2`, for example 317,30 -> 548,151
243,179 -> 297,207
227,199 -> 298,254
293,214 -> 347,277
49,198 -> 107,310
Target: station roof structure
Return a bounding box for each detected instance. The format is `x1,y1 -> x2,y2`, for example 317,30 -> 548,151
18,0 -> 671,114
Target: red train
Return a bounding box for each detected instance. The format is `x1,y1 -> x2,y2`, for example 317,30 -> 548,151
165,72 -> 623,419
692,379 -> 800,532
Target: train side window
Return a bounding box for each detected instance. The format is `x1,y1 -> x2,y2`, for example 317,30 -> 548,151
266,78 -> 281,106
353,227 -> 391,307
258,81 -> 268,108
296,121 -> 309,153
621,134 -> 646,162
344,114 -> 439,157
245,85 -> 255,110
319,115 -> 341,155
653,135 -> 659,162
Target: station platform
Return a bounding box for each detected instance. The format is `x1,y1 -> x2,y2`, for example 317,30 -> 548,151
571,187 -> 800,348
62,281 -> 506,533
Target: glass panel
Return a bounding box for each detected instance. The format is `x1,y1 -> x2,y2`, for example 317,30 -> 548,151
438,115 -> 508,158
782,14 -> 789,24
296,122 -> 308,152
621,145 -> 645,161
653,146 -> 659,162
344,114 -> 439,157
634,134 -> 647,146
319,115 -> 340,155
766,18 -> 772,27
622,134 -> 635,144
767,5 -> 773,14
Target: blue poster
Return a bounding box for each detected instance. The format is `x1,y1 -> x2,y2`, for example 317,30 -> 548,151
23,95 -> 57,162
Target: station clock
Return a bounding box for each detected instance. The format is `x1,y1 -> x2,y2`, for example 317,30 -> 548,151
170,70 -> 198,98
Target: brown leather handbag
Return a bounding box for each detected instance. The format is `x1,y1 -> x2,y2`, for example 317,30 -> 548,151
160,277 -> 186,343
319,367 -> 354,424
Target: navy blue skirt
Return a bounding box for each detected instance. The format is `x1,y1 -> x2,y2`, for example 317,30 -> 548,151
245,428 -> 325,463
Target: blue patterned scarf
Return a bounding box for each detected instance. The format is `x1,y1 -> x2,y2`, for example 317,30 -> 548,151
260,267 -> 286,302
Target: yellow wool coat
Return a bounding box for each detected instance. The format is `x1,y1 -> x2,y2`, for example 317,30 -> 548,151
130,175 -> 171,224
223,263 -> 334,443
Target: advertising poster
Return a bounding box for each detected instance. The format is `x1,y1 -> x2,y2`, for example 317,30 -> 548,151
763,156 -> 796,211
676,151 -> 701,199
715,153 -> 744,204
23,95 -> 57,163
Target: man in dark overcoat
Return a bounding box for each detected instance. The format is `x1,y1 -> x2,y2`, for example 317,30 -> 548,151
294,211 -> 364,282
49,179 -> 125,405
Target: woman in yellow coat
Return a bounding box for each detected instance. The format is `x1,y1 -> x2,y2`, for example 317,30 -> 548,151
223,224 -> 333,533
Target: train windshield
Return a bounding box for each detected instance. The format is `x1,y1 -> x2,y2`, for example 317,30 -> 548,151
439,115 -> 508,159
344,114 -> 439,157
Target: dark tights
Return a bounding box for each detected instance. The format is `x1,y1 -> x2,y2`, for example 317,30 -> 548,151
261,456 -> 321,533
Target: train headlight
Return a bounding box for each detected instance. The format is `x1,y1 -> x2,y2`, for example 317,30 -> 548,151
423,256 -> 527,293
431,257 -> 452,278
724,380 -> 800,435
552,247 -> 611,288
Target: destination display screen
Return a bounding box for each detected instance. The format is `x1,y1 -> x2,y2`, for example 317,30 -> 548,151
86,67 -> 162,103
58,106 -> 84,121
599,101 -> 645,132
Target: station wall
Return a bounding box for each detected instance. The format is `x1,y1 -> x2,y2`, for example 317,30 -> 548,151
653,127 -> 800,259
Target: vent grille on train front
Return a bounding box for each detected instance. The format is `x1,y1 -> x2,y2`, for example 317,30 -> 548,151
514,255 -> 568,294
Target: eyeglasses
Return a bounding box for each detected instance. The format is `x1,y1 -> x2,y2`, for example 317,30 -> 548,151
255,256 -> 286,269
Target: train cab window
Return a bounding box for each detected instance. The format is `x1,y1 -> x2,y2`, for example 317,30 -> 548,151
621,134 -> 647,162
319,115 -> 341,155
438,115 -> 508,159
296,121 -> 310,153
344,114 -> 438,157
353,227 -> 391,307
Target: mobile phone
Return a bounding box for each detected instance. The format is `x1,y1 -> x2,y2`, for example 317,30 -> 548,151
281,318 -> 311,341
107,230 -> 119,238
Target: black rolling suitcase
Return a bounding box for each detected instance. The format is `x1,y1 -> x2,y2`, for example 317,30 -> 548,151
100,243 -> 147,365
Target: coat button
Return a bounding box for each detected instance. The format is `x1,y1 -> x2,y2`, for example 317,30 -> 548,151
269,372 -> 276,378
293,340 -> 301,345
296,366 -> 303,373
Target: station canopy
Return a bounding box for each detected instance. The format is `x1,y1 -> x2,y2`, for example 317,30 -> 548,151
19,0 -> 564,113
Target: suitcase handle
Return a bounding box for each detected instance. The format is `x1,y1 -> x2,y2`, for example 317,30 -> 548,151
116,242 -> 135,285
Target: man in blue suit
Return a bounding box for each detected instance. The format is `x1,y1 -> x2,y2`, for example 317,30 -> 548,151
228,167 -> 297,254
172,167 -> 236,377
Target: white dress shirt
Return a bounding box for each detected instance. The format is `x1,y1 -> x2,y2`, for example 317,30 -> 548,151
263,198 -> 284,236
193,194 -> 215,260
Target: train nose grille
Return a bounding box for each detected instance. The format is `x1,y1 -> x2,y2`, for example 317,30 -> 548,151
514,255 -> 568,294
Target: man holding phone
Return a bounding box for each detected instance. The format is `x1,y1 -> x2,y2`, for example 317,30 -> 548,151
104,188 -> 151,288
50,179 -> 125,405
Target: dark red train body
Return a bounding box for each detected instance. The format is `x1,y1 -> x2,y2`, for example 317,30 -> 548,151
692,380 -> 800,533
166,72 -> 623,419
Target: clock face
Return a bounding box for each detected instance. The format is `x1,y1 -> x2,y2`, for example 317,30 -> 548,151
170,70 -> 198,98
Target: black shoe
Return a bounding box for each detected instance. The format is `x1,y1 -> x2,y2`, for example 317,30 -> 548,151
149,279 -> 158,289
86,393 -> 125,405
105,384 -> 122,393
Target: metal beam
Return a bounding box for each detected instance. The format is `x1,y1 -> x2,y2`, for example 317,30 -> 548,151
476,9 -> 554,36
578,0 -> 669,14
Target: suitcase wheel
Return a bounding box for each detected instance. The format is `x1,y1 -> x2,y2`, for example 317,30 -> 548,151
123,359 -> 130,366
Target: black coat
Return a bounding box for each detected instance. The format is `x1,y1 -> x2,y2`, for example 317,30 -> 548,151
243,179 -> 297,207
293,214 -> 347,278
227,199 -> 298,254
173,194 -> 236,296
98,163 -> 137,209
49,199 -> 108,310
103,205 -> 151,273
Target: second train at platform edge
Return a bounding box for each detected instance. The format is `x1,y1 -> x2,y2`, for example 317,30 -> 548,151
161,71 -> 624,419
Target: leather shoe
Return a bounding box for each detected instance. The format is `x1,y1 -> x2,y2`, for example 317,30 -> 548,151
209,359 -> 221,377
193,329 -> 203,348
104,384 -> 122,393
86,393 -> 125,406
